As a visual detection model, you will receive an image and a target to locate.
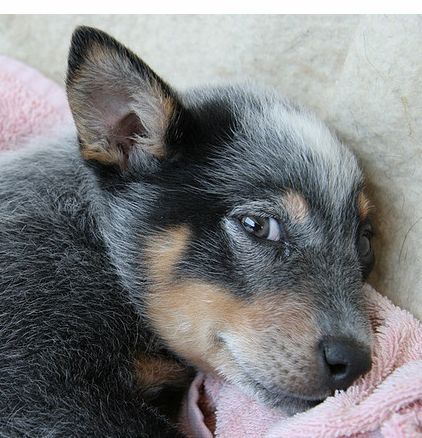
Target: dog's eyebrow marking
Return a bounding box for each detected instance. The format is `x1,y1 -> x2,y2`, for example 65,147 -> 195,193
357,192 -> 373,220
282,190 -> 309,222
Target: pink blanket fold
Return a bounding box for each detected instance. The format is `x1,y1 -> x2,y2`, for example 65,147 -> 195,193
1,56 -> 421,438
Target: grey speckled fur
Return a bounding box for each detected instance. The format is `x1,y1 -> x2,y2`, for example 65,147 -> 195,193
0,140 -> 182,436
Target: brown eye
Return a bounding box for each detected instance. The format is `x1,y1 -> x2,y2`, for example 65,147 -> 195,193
240,216 -> 281,241
358,223 -> 374,279
358,233 -> 371,258
358,224 -> 373,260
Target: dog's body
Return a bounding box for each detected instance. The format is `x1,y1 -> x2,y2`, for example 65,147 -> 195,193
0,27 -> 375,437
0,141 -> 191,436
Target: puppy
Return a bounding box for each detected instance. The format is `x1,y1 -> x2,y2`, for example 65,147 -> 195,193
0,26 -> 374,437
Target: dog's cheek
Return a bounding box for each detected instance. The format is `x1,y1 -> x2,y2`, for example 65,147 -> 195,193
143,226 -> 323,394
146,279 -> 244,372
143,226 -> 241,372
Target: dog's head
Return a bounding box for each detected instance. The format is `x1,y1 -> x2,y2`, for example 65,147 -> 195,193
67,27 -> 374,412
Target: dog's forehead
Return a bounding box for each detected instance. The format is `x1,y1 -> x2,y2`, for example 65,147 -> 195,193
185,86 -> 363,217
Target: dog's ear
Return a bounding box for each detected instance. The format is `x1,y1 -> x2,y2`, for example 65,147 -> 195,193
66,26 -> 182,171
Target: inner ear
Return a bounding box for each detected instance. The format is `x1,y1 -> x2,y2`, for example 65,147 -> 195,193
111,112 -> 145,169
66,26 -> 182,171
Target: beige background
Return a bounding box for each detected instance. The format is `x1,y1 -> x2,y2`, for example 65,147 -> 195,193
0,15 -> 421,319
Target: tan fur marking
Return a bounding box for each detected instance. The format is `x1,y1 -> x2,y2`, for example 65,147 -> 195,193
146,277 -> 318,383
143,142 -> 166,159
282,190 -> 309,222
133,85 -> 175,160
81,146 -> 124,166
152,81 -> 176,131
358,192 -> 373,220
145,226 -> 191,282
145,226 -> 239,371
134,356 -> 189,395
147,279 -> 241,372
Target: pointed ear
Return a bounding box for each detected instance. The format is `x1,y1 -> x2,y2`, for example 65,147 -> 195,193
66,26 -> 182,170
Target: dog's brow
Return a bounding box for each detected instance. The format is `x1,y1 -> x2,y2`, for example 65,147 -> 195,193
282,190 -> 309,222
357,192 -> 373,221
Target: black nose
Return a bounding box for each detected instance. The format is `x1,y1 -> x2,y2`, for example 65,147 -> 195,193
320,337 -> 372,390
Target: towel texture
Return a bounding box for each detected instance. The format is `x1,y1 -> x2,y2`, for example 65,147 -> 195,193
183,285 -> 422,437
1,55 -> 421,438
0,55 -> 72,152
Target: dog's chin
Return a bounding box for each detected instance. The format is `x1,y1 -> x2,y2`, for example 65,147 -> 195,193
241,377 -> 327,415
217,349 -> 328,414
260,390 -> 324,415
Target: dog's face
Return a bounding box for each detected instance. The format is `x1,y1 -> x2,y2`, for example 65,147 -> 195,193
67,27 -> 374,412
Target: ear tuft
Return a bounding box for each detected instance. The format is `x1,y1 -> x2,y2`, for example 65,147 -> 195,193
66,26 -> 181,171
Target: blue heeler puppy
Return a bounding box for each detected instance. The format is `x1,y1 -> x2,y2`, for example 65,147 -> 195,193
0,26 -> 374,437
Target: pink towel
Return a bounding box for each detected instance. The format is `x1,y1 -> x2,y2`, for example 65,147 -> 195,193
0,55 -> 72,152
1,56 -> 421,438
183,285 -> 422,437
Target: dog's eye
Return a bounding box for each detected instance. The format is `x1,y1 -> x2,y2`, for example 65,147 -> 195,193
358,223 -> 374,279
358,223 -> 374,262
240,216 -> 282,241
358,233 -> 371,257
